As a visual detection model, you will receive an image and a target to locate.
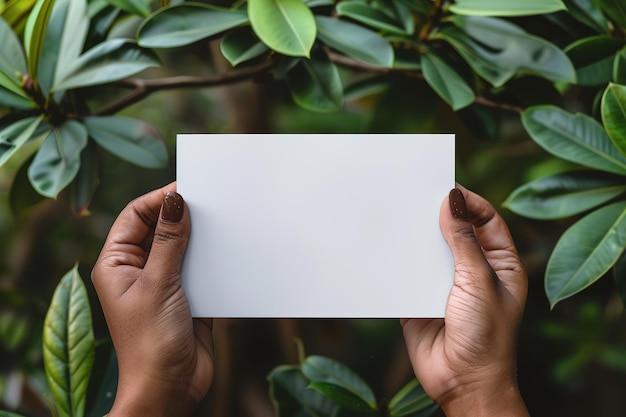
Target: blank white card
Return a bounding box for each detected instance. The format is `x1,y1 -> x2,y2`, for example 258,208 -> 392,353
177,134 -> 454,318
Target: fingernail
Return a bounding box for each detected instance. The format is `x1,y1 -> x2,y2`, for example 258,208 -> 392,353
449,188 -> 468,220
162,192 -> 184,223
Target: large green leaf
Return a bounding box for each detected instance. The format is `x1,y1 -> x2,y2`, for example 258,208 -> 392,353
522,105 -> 626,175
421,51 -> 474,110
28,120 -> 87,198
53,39 -> 159,92
301,356 -> 377,411
84,116 -> 168,168
106,0 -> 150,16
503,170 -> 626,219
286,49 -> 343,111
315,16 -> 393,68
137,3 -> 249,48
388,379 -> 438,417
438,16 -> 576,87
563,0 -> 609,33
38,0 -> 88,97
43,264 -> 95,417
1,0 -> 38,34
220,26 -> 269,67
595,0 -> 626,28
0,16 -> 27,90
335,1 -> 408,35
71,141 -> 99,217
307,382 -> 375,413
546,201 -> 626,308
0,116 -> 44,166
565,36 -> 625,86
268,365 -> 337,417
449,0 -> 566,16
249,0 -> 316,57
24,0 -> 56,82
602,83 -> 626,159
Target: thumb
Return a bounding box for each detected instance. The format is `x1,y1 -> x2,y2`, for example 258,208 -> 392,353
143,191 -> 191,286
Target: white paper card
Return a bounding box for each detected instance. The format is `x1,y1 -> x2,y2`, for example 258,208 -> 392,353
177,134 -> 454,318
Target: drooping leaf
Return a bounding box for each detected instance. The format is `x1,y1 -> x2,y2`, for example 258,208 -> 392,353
24,0 -> 56,82
84,116 -> 168,168
388,379 -> 438,417
0,15 -> 27,89
28,120 -> 88,198
268,365 -> 338,417
220,25 -> 269,67
71,141 -> 99,217
106,0 -> 150,16
503,170 -> 626,219
301,356 -> 377,411
522,105 -> 626,175
615,47 -> 626,84
0,116 -> 44,166
286,49 -> 343,111
137,4 -> 249,48
602,83 -> 626,158
546,201 -> 626,308
53,39 -> 159,92
307,382 -> 375,413
43,264 -> 95,417
249,0 -> 316,57
565,36 -> 625,86
335,1 -> 408,35
0,84 -> 34,109
449,0 -> 566,16
563,0 -> 609,33
344,75 -> 390,101
315,15 -> 394,68
595,0 -> 626,28
38,0 -> 89,97
421,51 -> 474,110
438,16 -> 576,87
1,0 -> 38,34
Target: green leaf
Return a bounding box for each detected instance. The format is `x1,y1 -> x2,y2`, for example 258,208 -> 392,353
53,39 -> 159,92
439,16 -> 576,87
565,36 -> 626,86
308,382 -> 375,413
388,379 -> 438,417
0,116 -> 44,166
268,365 -> 338,417
613,250 -> 626,308
614,47 -> 626,84
220,25 -> 269,67
24,0 -> 56,83
421,51 -> 474,110
344,75 -> 390,101
546,201 -> 626,308
315,15 -> 394,68
38,0 -> 89,97
0,15 -> 27,88
286,49 -> 343,111
106,0 -> 150,16
43,264 -> 95,417
335,1 -> 408,35
503,170 -> 626,219
0,411 -> 28,417
71,141 -> 99,217
0,84 -> 34,109
449,0 -> 566,16
595,0 -> 626,28
249,0 -> 316,57
602,83 -> 626,158
137,3 -> 249,49
28,120 -> 87,198
522,105 -> 626,175
563,0 -> 609,33
84,116 -> 168,168
1,0 -> 38,34
301,356 -> 377,411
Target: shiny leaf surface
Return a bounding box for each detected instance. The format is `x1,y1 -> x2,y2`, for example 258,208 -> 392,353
308,382 -> 375,413
0,15 -> 27,89
268,365 -> 337,417
388,379 -> 438,417
602,83 -> 626,157
0,116 -> 44,166
449,0 -> 566,16
336,1 -> 407,35
286,50 -> 343,111
220,26 -> 269,67
24,0 -> 56,82
421,51 -> 474,110
566,36 -> 625,86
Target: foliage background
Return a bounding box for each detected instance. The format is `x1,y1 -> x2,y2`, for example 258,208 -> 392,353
1,0 -> 626,416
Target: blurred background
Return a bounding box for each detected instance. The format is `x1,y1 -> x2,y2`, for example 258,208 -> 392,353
2,39 -> 626,417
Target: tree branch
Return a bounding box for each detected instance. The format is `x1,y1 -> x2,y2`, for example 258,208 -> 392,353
94,59 -> 275,116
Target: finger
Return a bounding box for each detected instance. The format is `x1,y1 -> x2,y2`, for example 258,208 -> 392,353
142,190 -> 191,288
92,183 -> 177,298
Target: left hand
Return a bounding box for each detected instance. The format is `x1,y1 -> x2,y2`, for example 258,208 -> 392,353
92,183 -> 213,417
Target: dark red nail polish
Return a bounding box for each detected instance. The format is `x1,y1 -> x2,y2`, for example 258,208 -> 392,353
162,192 -> 184,223
449,188 -> 468,220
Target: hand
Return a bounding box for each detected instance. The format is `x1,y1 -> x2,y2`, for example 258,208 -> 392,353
92,183 -> 213,417
402,186 -> 529,417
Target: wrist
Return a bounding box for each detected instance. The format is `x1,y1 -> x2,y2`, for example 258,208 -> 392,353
439,375 -> 529,417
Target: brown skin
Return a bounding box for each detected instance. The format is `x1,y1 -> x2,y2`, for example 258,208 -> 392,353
402,186 -> 529,417
92,183 -> 529,417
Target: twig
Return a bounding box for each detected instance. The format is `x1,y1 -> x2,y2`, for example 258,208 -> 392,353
473,96 -> 524,114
